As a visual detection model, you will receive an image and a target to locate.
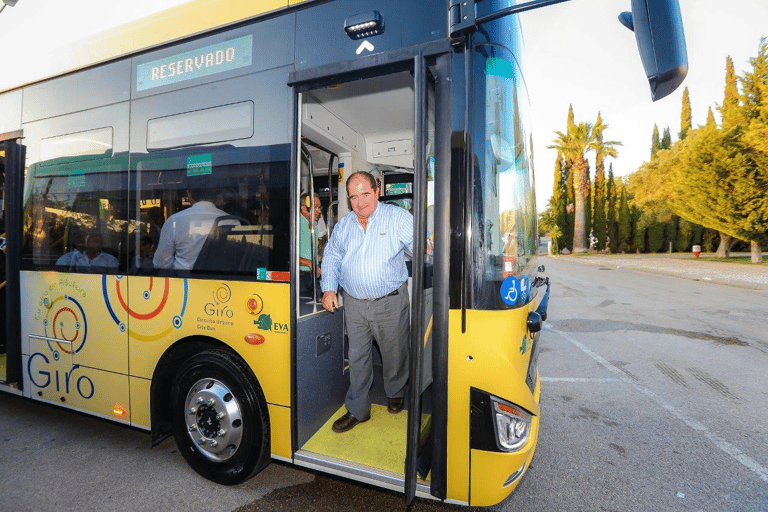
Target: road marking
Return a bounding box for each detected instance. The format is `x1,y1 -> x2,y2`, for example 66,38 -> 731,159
542,377 -> 624,383
545,324 -> 768,483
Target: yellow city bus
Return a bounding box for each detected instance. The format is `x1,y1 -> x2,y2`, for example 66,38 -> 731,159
0,0 -> 686,506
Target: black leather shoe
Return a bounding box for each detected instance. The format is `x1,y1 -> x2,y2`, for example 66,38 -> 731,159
387,397 -> 405,414
332,411 -> 368,433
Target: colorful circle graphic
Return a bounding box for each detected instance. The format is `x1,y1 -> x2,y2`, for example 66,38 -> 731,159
43,295 -> 88,355
102,276 -> 188,342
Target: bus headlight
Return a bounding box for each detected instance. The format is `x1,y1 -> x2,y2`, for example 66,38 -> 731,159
492,396 -> 532,452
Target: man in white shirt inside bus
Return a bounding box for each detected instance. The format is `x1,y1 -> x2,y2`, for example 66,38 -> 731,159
153,182 -> 236,270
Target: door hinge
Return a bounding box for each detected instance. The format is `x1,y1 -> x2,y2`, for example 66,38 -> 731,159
449,0 -> 476,38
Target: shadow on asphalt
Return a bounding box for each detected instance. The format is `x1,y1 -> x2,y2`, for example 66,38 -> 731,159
234,470 -> 469,512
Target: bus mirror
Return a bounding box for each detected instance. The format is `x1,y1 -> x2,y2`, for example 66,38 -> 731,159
621,0 -> 688,101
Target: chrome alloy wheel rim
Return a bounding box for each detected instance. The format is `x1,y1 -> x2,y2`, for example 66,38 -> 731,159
184,378 -> 243,462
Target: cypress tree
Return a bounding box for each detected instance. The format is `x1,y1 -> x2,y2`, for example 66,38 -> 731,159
706,106 -> 716,127
665,215 -> 679,252
633,211 -> 649,253
592,112 -> 607,251
565,158 -> 575,251
721,55 -> 741,129
585,161 -> 592,247
651,124 -> 661,158
593,154 -> 607,251
607,164 -> 618,252
567,103 -> 575,133
648,222 -> 665,252
551,153 -> 567,252
679,87 -> 692,140
630,204 -> 642,252
618,184 -> 631,252
677,218 -> 693,252
661,127 -> 672,149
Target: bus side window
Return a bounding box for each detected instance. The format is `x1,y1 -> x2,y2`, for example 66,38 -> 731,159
134,145 -> 290,278
22,161 -> 128,272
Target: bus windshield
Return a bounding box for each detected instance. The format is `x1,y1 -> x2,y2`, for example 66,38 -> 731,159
470,18 -> 537,310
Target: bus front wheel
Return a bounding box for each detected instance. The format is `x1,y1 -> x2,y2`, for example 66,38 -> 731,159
171,349 -> 270,485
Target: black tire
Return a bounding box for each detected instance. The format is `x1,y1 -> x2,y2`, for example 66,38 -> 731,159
171,349 -> 270,485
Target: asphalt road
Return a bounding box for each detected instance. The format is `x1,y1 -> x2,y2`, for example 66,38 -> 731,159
1,256 -> 766,511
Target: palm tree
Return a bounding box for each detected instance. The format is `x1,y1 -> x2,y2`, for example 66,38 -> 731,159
549,120 -> 620,252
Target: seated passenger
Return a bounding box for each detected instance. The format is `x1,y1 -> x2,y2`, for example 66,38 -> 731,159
299,192 -> 322,297
71,233 -> 118,270
56,232 -> 87,266
133,236 -> 155,271
153,185 -> 237,270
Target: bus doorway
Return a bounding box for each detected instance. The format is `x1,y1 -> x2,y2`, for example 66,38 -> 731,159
291,57 -> 439,500
0,138 -> 24,387
0,143 -> 6,365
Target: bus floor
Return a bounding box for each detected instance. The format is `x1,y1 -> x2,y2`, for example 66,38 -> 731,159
300,367 -> 432,478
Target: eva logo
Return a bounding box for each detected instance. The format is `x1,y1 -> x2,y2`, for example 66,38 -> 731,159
254,314 -> 288,334
256,314 -> 271,331
519,335 -> 528,355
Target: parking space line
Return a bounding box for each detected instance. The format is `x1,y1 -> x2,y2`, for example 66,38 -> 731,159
544,325 -> 768,483
542,377 -> 624,383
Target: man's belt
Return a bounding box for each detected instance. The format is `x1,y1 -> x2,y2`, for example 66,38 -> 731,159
371,288 -> 400,301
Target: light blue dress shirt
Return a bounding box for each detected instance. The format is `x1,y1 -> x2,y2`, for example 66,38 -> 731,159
321,202 -> 413,300
70,250 -> 118,269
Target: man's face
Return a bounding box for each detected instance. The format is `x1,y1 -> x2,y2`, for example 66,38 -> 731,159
73,236 -> 87,253
311,197 -> 322,221
302,197 -> 322,221
347,176 -> 379,220
85,234 -> 103,256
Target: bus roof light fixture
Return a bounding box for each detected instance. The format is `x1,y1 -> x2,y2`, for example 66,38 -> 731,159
0,0 -> 19,15
344,11 -> 384,40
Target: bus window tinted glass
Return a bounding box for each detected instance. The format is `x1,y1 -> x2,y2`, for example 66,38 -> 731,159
41,127 -> 113,165
133,144 -> 289,277
23,154 -> 128,272
147,101 -> 254,150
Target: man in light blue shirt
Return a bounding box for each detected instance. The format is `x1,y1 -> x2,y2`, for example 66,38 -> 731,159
321,171 -> 413,433
70,233 -> 118,271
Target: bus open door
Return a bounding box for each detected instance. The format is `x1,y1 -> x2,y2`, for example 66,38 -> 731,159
290,43 -> 448,503
0,137 -> 24,390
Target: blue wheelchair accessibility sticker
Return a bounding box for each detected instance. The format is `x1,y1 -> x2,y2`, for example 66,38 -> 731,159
520,276 -> 530,303
500,276 -> 520,306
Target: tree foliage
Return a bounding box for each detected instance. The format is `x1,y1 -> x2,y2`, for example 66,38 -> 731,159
549,112 -> 620,252
679,87 -> 692,140
627,40 -> 768,262
651,124 -> 660,158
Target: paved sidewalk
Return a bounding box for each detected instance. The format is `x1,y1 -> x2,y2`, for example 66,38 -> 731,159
546,253 -> 768,290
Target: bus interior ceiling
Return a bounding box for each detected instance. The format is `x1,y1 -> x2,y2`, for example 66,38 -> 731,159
296,71 -> 424,480
302,70 -> 416,188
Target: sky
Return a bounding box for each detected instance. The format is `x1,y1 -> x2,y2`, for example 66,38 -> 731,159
1,0 -> 767,213
519,0 -> 768,212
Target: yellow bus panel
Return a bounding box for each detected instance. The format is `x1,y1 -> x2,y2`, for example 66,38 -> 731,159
268,403 -> 292,460
125,277 -> 291,408
446,306 -> 540,504
130,376 -> 152,428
